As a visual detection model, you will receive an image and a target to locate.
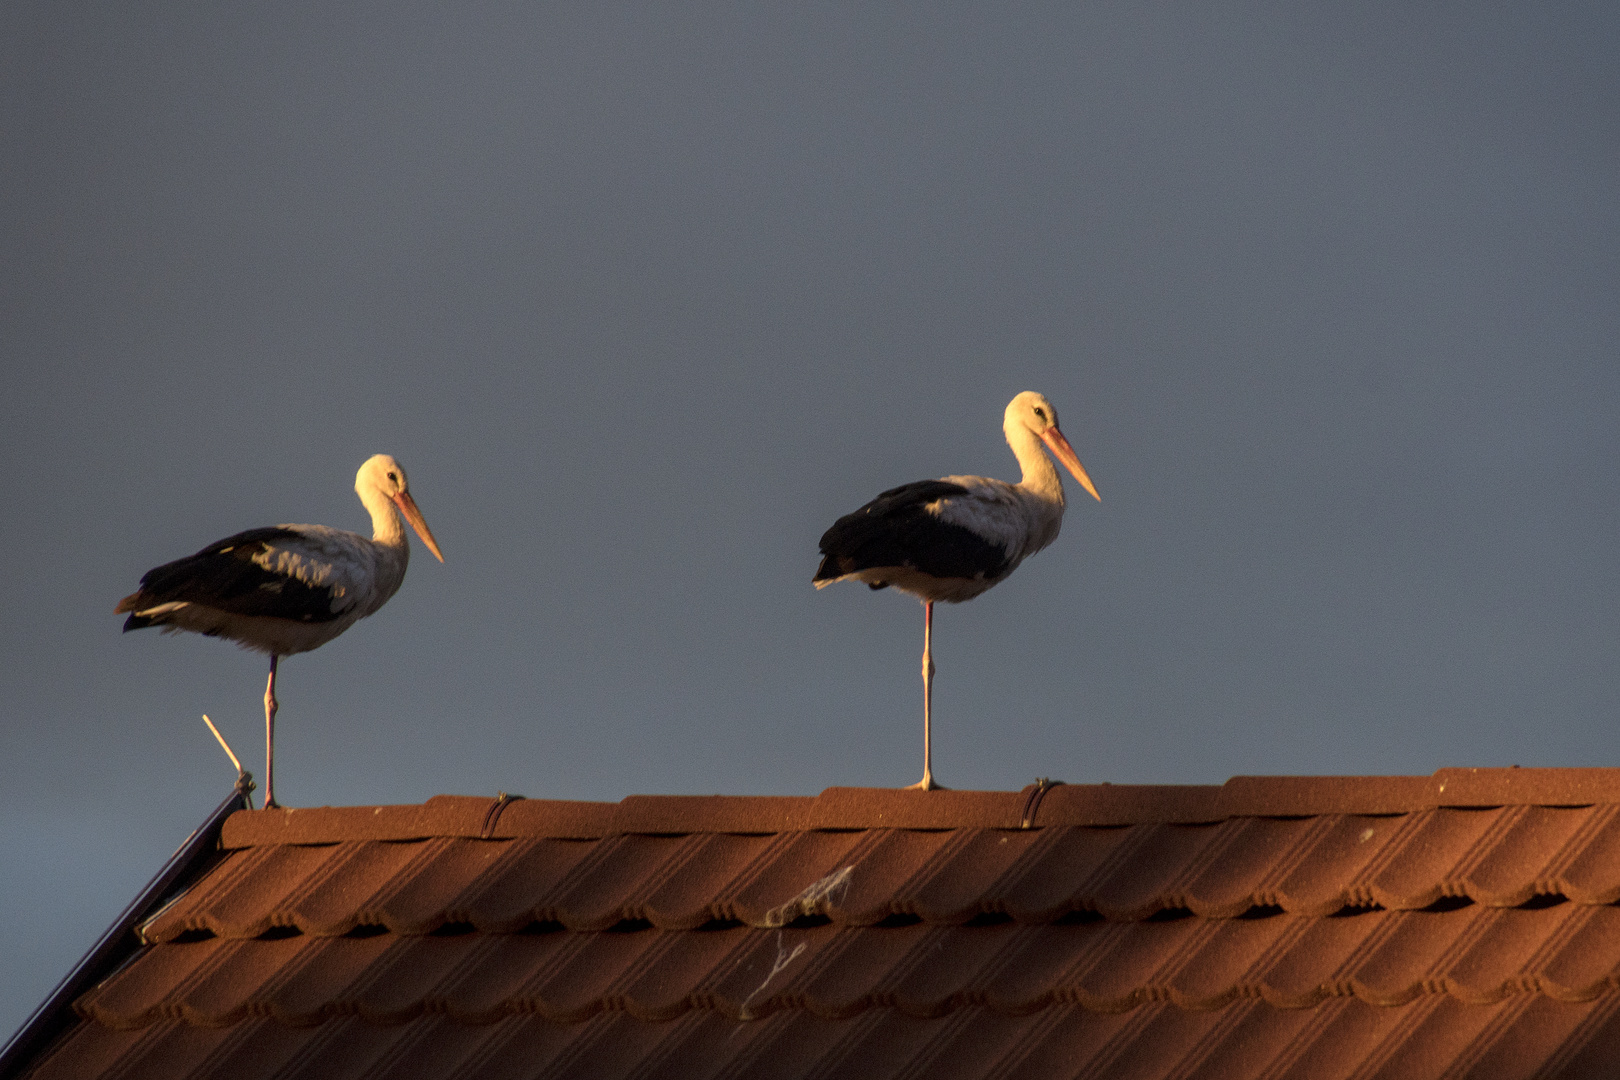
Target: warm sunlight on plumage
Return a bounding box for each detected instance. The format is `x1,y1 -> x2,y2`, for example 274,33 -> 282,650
116,454 -> 444,808
814,393 -> 1101,790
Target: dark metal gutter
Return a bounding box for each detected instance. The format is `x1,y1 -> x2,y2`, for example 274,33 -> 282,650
0,776 -> 253,1079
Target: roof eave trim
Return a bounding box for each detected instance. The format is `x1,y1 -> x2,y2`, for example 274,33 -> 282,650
0,779 -> 252,1080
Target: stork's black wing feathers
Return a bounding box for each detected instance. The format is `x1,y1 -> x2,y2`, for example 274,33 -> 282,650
119,527 -> 343,628
814,480 -> 1011,584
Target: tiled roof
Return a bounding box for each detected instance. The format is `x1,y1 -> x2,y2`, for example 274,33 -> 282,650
23,769 -> 1620,1079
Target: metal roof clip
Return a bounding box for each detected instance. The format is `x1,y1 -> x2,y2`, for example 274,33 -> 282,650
1020,777 -> 1064,829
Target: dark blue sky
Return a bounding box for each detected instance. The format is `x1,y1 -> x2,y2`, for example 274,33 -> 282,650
3,1 -> 1617,1036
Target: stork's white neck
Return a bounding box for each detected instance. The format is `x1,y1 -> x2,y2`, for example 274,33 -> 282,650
1007,420 -> 1066,508
1002,417 -> 1067,556
359,485 -> 409,551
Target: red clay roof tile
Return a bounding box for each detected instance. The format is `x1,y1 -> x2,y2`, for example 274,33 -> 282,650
84,904 -> 1620,1029
145,807 -> 1620,948
209,768 -> 1620,849
34,994 -> 1620,1080
28,770 -> 1620,1080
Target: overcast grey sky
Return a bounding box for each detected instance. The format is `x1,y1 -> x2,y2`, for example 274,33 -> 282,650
3,0 -> 1617,1038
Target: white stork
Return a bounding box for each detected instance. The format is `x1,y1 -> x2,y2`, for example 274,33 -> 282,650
116,454 -> 444,808
813,392 -> 1100,790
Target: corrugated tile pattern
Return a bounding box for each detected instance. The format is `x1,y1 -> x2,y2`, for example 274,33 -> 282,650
141,805 -> 1620,941
73,905 -> 1620,1026
32,998 -> 1620,1080
29,776 -> 1620,1079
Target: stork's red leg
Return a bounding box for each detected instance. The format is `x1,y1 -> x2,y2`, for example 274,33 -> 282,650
908,601 -> 939,791
263,655 -> 280,809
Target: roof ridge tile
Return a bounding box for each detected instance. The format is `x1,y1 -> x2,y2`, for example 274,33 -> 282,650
809,789 -> 1026,831
612,795 -> 819,836
1431,768 -> 1620,808
214,770 -> 1620,851
1217,776 -> 1433,819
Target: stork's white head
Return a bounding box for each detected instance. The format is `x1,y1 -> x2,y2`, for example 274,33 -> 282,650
1005,392 -> 1101,502
356,454 -> 446,561
1006,391 -> 1063,436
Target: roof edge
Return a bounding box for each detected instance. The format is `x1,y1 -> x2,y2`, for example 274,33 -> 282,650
0,779 -> 251,1080
216,767 -> 1620,847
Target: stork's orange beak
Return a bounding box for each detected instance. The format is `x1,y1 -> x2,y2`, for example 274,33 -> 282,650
1040,427 -> 1101,502
392,491 -> 446,562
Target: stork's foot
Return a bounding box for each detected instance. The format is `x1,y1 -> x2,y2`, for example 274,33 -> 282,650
905,775 -> 946,791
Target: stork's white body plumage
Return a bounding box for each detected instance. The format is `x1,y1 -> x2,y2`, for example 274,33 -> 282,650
862,472 -> 1066,604
117,454 -> 444,808
814,392 -> 1100,789
129,522 -> 415,656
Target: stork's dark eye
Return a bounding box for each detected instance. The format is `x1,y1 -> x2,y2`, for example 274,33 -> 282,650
387,472 -> 398,482
1033,408 -> 1046,419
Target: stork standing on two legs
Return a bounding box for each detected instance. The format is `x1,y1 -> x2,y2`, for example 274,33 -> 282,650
814,392 -> 1100,790
116,454 -> 444,808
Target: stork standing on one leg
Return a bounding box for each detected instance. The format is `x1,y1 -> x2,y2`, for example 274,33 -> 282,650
116,454 -> 444,808
813,392 -> 1100,790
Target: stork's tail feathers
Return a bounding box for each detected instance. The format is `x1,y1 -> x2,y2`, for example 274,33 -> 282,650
813,557 -> 892,592
814,555 -> 880,589
812,556 -> 841,587
115,592 -> 153,632
116,592 -> 187,632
